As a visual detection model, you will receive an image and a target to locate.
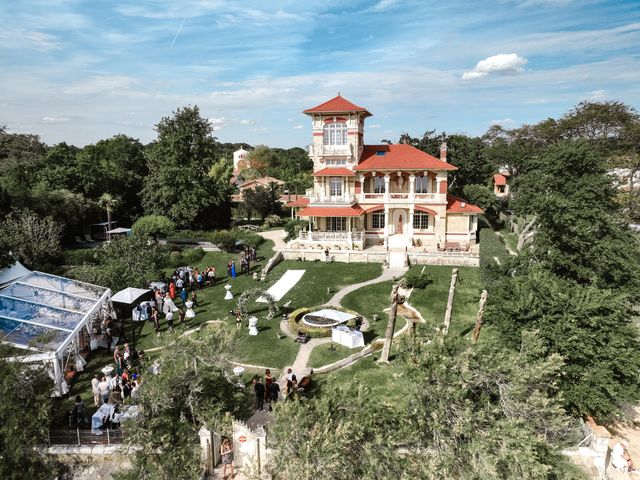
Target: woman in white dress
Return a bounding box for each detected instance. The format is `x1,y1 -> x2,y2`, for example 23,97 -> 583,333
185,300 -> 196,319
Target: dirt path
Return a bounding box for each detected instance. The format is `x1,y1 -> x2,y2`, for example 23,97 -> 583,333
327,266 -> 408,306
257,229 -> 287,251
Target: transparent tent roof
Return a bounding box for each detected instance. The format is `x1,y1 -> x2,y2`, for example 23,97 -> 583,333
0,271 -> 109,354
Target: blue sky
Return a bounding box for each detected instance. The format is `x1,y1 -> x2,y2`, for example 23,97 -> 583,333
1,0 -> 639,147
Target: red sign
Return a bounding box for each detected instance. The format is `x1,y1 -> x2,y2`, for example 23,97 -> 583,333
238,435 -> 247,443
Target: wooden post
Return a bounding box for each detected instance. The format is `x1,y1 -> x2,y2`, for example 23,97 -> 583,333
442,268 -> 458,335
379,284 -> 401,363
471,290 -> 488,343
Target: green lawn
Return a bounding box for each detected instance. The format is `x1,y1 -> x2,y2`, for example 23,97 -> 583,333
498,227 -> 518,254
308,343 -> 359,369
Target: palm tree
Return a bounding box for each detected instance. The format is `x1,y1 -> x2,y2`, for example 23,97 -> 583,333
98,193 -> 120,240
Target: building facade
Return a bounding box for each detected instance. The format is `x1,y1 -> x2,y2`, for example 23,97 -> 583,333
293,95 -> 482,252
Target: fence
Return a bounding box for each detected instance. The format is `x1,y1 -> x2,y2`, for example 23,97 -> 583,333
47,427 -> 125,447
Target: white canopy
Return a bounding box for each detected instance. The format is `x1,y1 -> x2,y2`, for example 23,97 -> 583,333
106,227 -> 131,234
111,287 -> 150,304
0,261 -> 31,287
307,309 -> 355,323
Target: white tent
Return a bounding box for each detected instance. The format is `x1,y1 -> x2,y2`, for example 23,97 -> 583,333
0,261 -> 31,287
111,287 -> 150,304
0,268 -> 113,396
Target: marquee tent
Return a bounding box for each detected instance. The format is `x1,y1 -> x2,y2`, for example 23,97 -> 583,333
111,287 -> 150,304
0,267 -> 113,395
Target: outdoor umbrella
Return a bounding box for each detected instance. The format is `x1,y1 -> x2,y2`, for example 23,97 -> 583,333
111,287 -> 153,348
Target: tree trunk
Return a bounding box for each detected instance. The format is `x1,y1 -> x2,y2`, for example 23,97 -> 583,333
442,269 -> 458,335
106,209 -> 112,241
471,290 -> 488,343
379,284 -> 400,363
517,216 -> 537,251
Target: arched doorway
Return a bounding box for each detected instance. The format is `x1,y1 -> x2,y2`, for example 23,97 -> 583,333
391,209 -> 407,236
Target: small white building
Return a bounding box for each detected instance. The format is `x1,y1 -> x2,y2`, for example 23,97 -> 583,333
233,147 -> 250,172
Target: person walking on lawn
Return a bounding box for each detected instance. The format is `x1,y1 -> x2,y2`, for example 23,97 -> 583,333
254,377 -> 266,411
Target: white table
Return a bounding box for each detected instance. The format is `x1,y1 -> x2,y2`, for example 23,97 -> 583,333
331,326 -> 365,348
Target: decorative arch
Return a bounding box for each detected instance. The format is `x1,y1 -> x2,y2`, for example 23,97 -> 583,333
323,121 -> 348,145
237,288 -> 279,318
415,205 -> 439,216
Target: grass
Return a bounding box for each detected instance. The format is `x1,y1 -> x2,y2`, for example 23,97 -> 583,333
498,226 -> 518,254
308,343 -> 359,369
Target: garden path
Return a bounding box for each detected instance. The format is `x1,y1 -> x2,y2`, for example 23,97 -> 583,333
257,229 -> 287,251
327,266 -> 408,306
495,231 -> 517,256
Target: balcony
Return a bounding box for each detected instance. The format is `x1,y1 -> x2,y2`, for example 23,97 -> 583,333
309,194 -> 356,205
299,230 -> 364,242
359,191 -> 446,204
309,144 -> 353,157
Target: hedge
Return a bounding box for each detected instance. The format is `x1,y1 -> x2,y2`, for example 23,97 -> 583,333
166,229 -> 265,253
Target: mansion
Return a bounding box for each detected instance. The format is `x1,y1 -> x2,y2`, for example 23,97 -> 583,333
287,95 -> 482,264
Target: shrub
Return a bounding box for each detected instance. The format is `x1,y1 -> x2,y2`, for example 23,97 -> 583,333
262,214 -> 283,229
284,219 -> 307,242
63,248 -> 99,266
401,269 -> 433,289
168,251 -> 183,268
182,247 -> 206,265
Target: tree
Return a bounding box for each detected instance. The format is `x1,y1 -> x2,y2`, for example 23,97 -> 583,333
243,184 -> 282,220
141,106 -> 232,229
0,209 -> 62,269
268,380 -> 406,480
462,184 -> 498,223
115,328 -> 249,480
68,235 -> 163,292
401,333 -> 584,479
0,349 -> 63,479
399,131 -> 493,195
513,141 -> 640,293
131,215 -> 176,240
98,192 -> 120,238
487,268 -> 640,419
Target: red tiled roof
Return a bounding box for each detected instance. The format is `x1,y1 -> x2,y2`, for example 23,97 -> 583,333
415,205 -> 439,216
356,144 -> 457,171
303,95 -> 371,116
446,195 -> 483,214
363,204 -> 384,213
298,204 -> 365,217
312,167 -> 356,177
493,173 -> 507,186
284,196 -> 310,208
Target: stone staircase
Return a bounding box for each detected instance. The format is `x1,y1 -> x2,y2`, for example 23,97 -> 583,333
388,250 -> 407,269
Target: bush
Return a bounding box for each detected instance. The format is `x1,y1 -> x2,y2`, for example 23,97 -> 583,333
182,247 -> 206,265
262,214 -> 283,229
132,215 -> 176,240
288,305 -> 361,338
63,248 -> 99,266
209,229 -> 264,252
284,219 -> 307,242
401,269 -> 433,289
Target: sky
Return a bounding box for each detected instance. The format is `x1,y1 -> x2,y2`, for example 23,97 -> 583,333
1,0 -> 639,148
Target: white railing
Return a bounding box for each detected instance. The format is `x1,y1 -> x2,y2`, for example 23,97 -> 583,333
359,192 -> 446,204
299,231 -> 364,242
363,193 -> 384,200
310,195 -> 356,205
309,144 -> 353,157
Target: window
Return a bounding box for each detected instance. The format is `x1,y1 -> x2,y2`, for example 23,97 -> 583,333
415,175 -> 429,193
329,177 -> 343,196
373,176 -> 385,194
323,122 -> 348,145
413,212 -> 430,230
328,217 -> 346,231
326,159 -> 346,166
497,185 -> 505,193
372,212 -> 385,229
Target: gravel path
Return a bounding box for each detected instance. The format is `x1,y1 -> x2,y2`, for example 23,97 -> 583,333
257,229 -> 288,251
327,266 -> 408,307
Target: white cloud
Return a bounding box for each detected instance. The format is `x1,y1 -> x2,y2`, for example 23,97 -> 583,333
462,53 -> 528,81
42,116 -> 69,123
371,0 -> 400,12
368,124 -> 381,129
584,89 -> 607,100
208,117 -> 227,129
239,119 -> 256,125
63,75 -> 138,95
293,124 -> 303,129
490,118 -> 516,127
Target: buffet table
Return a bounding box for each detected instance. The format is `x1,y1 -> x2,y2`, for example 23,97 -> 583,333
331,325 -> 365,348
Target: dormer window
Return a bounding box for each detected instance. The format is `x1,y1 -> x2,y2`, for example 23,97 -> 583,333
323,122 -> 348,145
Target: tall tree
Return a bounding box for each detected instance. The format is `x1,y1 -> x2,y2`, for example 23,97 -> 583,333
243,184 -> 283,220
142,106 -> 231,229
98,192 -> 120,236
0,209 -> 62,269
0,349 -> 63,479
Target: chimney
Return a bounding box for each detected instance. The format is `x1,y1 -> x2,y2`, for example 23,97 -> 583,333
440,142 -> 447,162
